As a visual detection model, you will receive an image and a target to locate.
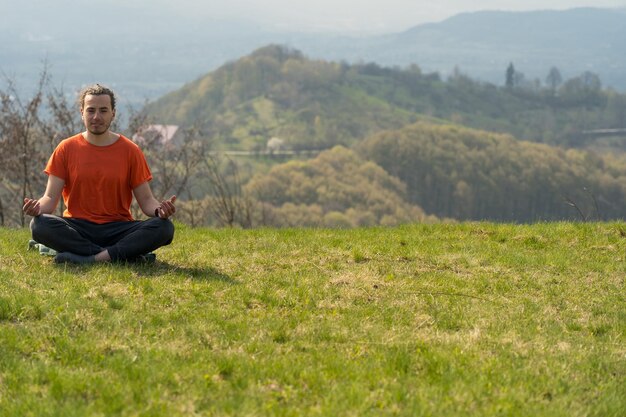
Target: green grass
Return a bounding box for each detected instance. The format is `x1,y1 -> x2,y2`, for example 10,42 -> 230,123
0,222 -> 624,416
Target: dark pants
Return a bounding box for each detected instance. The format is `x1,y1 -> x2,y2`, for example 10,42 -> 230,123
31,215 -> 175,262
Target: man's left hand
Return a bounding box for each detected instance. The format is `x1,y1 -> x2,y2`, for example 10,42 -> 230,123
156,195 -> 177,219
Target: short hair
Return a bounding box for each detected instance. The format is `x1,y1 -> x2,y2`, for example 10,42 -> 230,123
79,84 -> 116,111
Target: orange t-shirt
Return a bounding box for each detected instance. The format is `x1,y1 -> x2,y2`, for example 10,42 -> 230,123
45,133 -> 152,224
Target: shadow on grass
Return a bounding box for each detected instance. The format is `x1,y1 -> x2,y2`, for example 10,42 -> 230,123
136,261 -> 237,283
53,260 -> 237,284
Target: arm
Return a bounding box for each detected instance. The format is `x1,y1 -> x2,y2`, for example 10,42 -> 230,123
133,182 -> 176,219
22,174 -> 65,216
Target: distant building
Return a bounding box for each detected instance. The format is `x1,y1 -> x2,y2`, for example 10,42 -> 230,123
267,137 -> 285,153
133,125 -> 180,147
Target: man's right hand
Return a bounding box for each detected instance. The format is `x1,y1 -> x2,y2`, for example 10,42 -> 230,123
23,198 -> 42,217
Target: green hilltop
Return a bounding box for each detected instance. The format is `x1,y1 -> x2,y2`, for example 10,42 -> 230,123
144,44 -> 626,151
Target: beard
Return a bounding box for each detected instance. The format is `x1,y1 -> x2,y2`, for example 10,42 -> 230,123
87,121 -> 112,136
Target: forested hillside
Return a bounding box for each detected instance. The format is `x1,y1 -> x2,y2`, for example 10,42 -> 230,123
145,45 -> 626,150
228,123 -> 625,224
136,45 -> 626,224
356,123 -> 626,221
244,146 -> 433,227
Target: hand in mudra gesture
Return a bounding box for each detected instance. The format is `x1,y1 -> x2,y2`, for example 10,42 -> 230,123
156,195 -> 177,219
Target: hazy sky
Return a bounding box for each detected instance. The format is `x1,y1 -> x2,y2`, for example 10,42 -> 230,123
2,0 -> 626,35
160,0 -> 626,33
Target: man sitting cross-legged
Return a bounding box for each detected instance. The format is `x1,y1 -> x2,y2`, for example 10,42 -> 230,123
23,84 -> 175,264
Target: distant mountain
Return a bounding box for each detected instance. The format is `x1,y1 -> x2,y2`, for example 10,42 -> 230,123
291,7 -> 626,90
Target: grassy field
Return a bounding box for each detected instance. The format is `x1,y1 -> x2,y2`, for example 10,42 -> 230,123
0,222 -> 624,416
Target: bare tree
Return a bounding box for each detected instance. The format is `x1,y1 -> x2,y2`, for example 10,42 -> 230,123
0,71 -> 260,228
41,84 -> 81,153
564,196 -> 588,221
0,67 -> 78,226
127,103 -> 264,228
564,187 -> 601,221
0,68 -> 49,226
127,109 -> 218,223
202,153 -> 256,228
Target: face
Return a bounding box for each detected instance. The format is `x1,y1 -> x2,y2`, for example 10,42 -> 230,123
81,94 -> 115,136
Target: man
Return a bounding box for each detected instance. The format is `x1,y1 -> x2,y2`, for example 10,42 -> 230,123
23,84 -> 176,264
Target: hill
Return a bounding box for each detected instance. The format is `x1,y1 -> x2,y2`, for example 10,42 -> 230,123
356,122 -> 626,222
243,146 -> 433,227
143,45 -> 626,151
1,223 -> 624,415
143,46 -> 420,151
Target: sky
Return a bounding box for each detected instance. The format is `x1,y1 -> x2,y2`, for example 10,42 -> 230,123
154,0 -> 626,33
2,1 -> 626,35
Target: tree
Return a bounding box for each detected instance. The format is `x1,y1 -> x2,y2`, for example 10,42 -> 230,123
505,62 -> 516,88
545,66 -> 563,92
560,71 -> 604,109
203,154 -> 255,228
0,66 -> 75,226
605,92 -> 626,128
126,109 -> 245,226
581,71 -> 602,91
